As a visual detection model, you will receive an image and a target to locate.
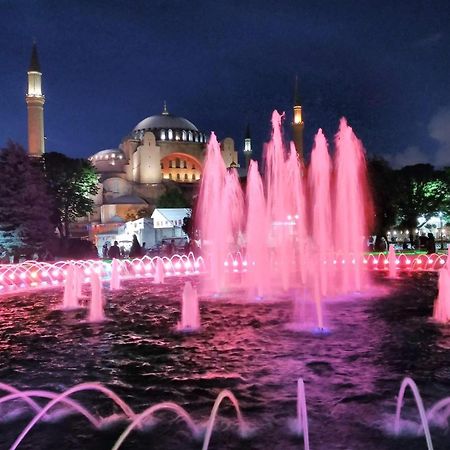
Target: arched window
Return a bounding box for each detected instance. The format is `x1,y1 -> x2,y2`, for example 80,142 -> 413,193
188,131 -> 193,142
194,133 -> 199,142
182,130 -> 187,141
160,162 -> 164,169
176,173 -> 181,180
176,158 -> 180,168
184,173 -> 188,180
175,131 -> 180,141
183,160 -> 187,168
170,160 -> 175,168
169,173 -> 172,180
192,173 -> 196,181
168,129 -> 173,140
160,130 -> 166,140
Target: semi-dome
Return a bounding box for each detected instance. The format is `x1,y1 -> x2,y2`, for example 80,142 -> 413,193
132,103 -> 207,144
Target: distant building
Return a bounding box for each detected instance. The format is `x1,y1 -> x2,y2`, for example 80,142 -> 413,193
95,208 -> 191,254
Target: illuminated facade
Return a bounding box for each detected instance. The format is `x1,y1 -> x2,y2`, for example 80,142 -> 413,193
88,102 -> 238,224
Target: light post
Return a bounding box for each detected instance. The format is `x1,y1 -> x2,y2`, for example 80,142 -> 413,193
439,212 -> 443,250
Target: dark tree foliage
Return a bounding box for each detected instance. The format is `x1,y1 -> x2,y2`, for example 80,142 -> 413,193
367,157 -> 398,244
0,142 -> 55,257
156,187 -> 190,208
42,152 -> 99,237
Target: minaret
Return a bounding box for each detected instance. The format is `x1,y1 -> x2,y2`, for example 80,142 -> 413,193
26,43 -> 45,157
292,76 -> 304,160
243,123 -> 252,170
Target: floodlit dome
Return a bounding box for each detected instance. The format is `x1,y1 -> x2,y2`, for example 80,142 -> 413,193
132,103 -> 206,143
89,148 -> 127,175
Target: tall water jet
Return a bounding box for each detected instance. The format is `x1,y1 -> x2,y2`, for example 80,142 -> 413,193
110,258 -> 121,290
334,118 -> 371,293
264,111 -> 293,290
245,160 -> 270,297
88,273 -> 105,322
153,257 -> 165,284
309,129 -> 333,297
177,281 -> 200,331
433,265 -> 450,323
62,263 -> 78,310
388,244 -> 397,279
196,132 -> 243,293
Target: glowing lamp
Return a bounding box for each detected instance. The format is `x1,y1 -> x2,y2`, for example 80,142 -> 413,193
396,260 -> 400,265
185,261 -> 191,268
363,259 -> 368,264
9,273 -> 15,280
84,268 -> 91,275
406,259 -> 411,265
19,273 -> 26,279
174,262 -> 181,270
417,259 -> 422,264
342,259 -> 346,264
224,261 -> 229,267
134,265 -> 142,272
351,259 -> 356,264
333,260 -> 337,265
232,260 -> 238,267
374,259 -> 378,264
42,271 -> 48,277
31,271 -> 38,279
440,259 -> 445,264
145,264 -> 151,271
384,260 -> 389,265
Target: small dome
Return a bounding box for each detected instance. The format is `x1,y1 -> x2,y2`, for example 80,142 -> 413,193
90,148 -> 126,162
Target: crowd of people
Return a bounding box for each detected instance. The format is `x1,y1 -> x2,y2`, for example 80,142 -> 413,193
101,235 -> 199,260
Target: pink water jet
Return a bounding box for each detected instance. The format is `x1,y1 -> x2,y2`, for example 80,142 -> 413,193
153,257 -> 165,284
177,281 -> 200,331
388,245 -> 397,279
62,264 -> 78,310
89,273 -> 105,322
433,265 -> 450,323
110,258 -> 121,290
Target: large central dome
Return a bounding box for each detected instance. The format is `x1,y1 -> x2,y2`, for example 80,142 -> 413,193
132,103 -> 206,143
133,113 -> 198,133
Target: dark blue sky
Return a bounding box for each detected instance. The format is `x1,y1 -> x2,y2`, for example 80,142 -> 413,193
1,0 -> 450,166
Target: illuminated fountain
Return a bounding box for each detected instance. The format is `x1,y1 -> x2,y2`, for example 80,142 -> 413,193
153,257 -> 166,284
433,264 -> 450,323
196,111 -> 372,328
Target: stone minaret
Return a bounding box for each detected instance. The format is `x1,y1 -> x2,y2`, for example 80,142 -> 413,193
243,124 -> 252,170
292,76 -> 304,161
26,43 -> 45,157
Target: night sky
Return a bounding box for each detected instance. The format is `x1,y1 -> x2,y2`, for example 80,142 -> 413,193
1,0 -> 450,167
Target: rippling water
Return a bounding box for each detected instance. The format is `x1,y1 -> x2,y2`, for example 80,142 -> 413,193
0,273 -> 449,449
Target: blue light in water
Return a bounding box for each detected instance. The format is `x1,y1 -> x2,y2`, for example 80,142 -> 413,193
312,327 -> 331,336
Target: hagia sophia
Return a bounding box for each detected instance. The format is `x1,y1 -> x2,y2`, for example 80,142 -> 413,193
24,44 -> 304,238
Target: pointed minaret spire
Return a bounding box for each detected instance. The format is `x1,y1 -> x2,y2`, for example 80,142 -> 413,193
162,100 -> 169,115
26,42 -> 45,157
29,41 -> 41,73
292,75 -> 304,161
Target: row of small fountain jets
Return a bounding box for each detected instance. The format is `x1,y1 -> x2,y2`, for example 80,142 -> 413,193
61,258 -> 200,330
1,376 -> 448,449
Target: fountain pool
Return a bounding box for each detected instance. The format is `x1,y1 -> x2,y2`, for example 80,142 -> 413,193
0,273 -> 449,449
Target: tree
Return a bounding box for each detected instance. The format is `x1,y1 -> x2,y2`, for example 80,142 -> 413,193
156,187 -> 190,208
367,157 -> 399,246
0,142 -> 55,257
42,152 -> 99,237
395,164 -> 450,237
